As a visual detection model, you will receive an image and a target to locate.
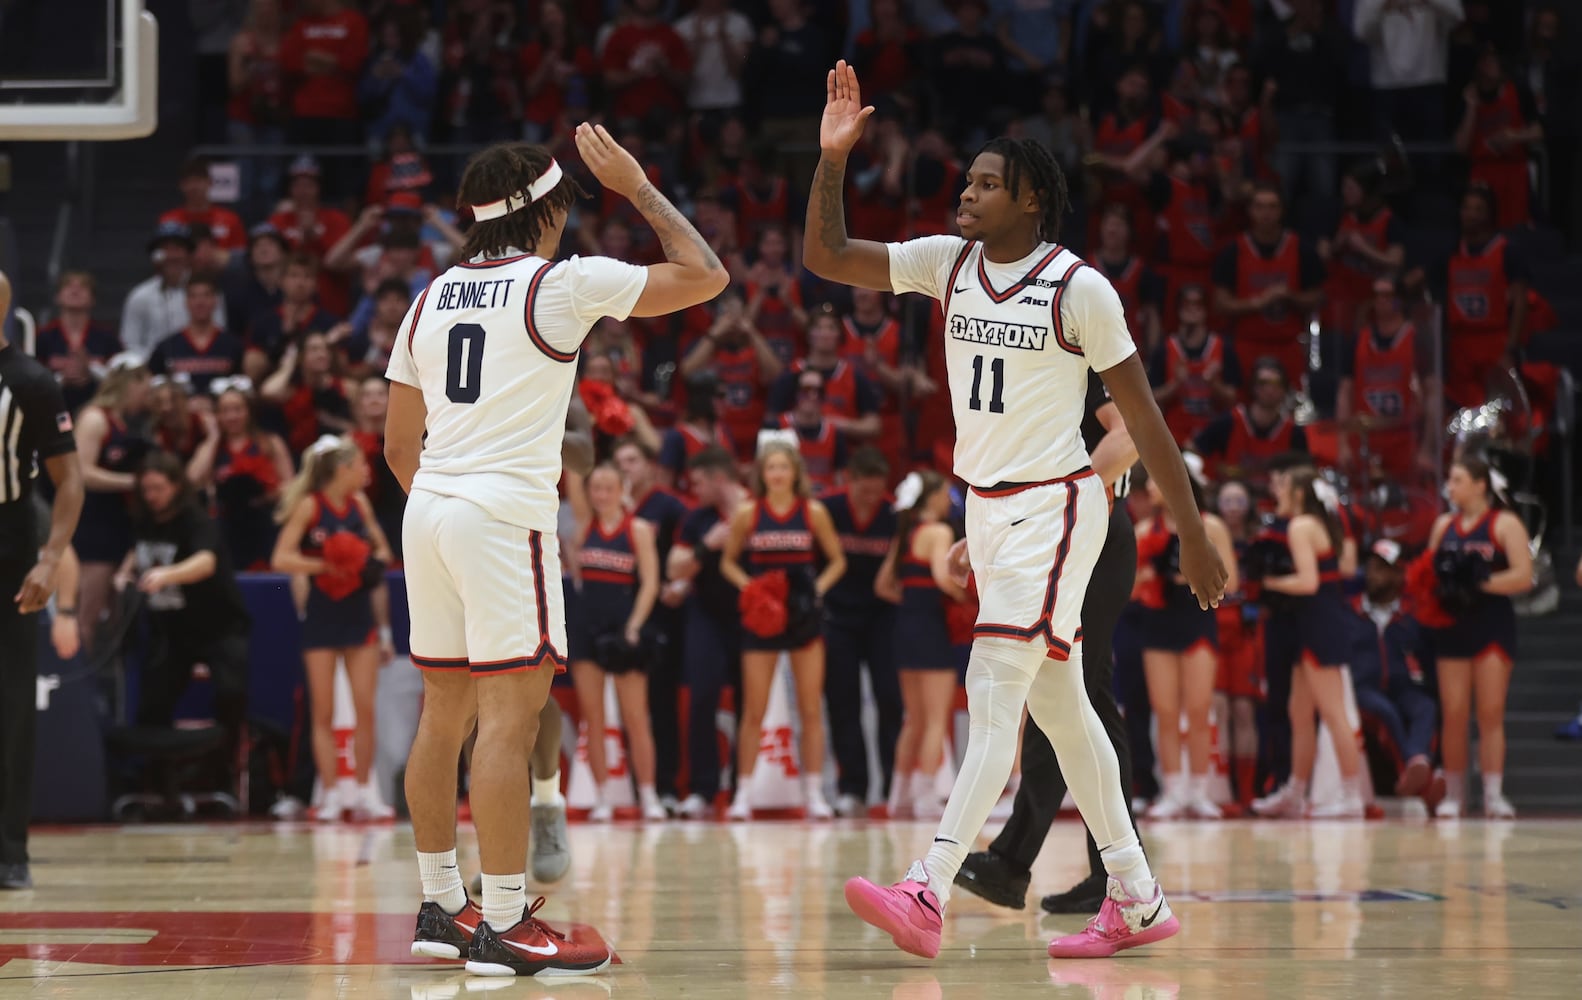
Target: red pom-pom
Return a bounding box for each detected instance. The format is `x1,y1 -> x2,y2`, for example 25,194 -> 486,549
323,531 -> 371,576
1405,549 -> 1454,627
1137,530 -> 1171,565
578,379 -> 635,437
740,571 -> 789,637
314,569 -> 362,600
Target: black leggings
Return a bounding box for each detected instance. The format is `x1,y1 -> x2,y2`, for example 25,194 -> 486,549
137,629 -> 250,767
988,501 -> 1140,877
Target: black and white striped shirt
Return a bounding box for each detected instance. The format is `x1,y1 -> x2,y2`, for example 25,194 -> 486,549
0,343 -> 76,546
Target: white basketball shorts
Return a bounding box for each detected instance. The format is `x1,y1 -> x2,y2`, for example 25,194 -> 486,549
965,468 -> 1109,660
402,489 -> 567,675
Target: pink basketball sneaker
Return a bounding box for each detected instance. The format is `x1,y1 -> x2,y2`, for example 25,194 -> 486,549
1047,878 -> 1180,959
844,861 -> 943,959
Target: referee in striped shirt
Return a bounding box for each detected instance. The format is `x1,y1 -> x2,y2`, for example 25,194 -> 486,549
952,367 -> 1145,914
0,270 -> 85,891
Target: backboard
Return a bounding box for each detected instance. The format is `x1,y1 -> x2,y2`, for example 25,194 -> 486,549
0,0 -> 157,140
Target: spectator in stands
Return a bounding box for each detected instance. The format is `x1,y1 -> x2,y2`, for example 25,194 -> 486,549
160,157 -> 246,258
602,0 -> 692,126
1083,0 -> 1168,116
1336,277 -> 1437,480
1088,64 -> 1174,256
1151,284 -> 1239,448
744,225 -> 809,365
1353,0 -> 1462,147
1435,184 -> 1528,410
658,373 -> 734,496
1147,139 -> 1220,329
348,376 -> 404,562
268,157 -> 353,280
281,0 -> 369,175
768,310 -> 881,443
1182,0 -> 1239,100
744,0 -> 833,190
1192,357 -> 1307,493
518,0 -> 596,143
775,368 -> 847,496
1091,204 -> 1165,355
851,0 -> 927,104
1454,45 -> 1542,231
245,254 -> 341,381
359,5 -> 437,147
1212,183 -> 1323,387
1252,0 -> 1345,209
122,222 -> 199,358
33,271 -> 122,413
148,276 -> 246,398
992,0 -> 1071,113
150,375 -> 205,469
1347,539 -> 1444,808
1521,4 -> 1581,246
118,453 -> 251,794
580,353 -> 662,457
223,224 -> 289,343
190,382 -> 293,571
362,124 -> 434,205
344,278 -> 409,380
194,3 -> 247,144
189,225 -> 235,286
1014,81 -> 1089,181
227,0 -> 288,215
674,0 -> 753,120
261,329 -> 353,455
1219,61 -> 1274,185
437,0 -> 522,143
1318,164 -> 1405,335
680,287 -> 782,458
74,356 -> 152,655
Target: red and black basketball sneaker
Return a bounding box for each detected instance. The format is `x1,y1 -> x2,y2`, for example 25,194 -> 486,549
411,899 -> 483,960
465,897 -> 611,977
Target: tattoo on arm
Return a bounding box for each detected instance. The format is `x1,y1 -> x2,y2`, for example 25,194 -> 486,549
634,183 -> 723,272
813,159 -> 848,253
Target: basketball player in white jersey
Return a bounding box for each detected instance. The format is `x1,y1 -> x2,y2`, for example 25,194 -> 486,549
387,130 -> 728,977
805,63 -> 1227,959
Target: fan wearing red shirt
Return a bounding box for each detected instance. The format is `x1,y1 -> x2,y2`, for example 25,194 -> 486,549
775,368 -> 848,496
658,371 -> 736,497
1192,358 -> 1307,495
1212,184 -> 1323,387
852,0 -> 924,94
519,0 -> 596,138
1149,285 -> 1240,447
160,157 -> 246,256
1091,204 -> 1166,356
1337,278 -> 1436,479
744,225 -> 810,366
269,157 -> 353,314
1318,166 -> 1404,335
679,288 -> 784,459
1147,143 -> 1220,331
601,0 -> 692,123
280,0 -> 369,134
1088,65 -> 1171,255
1454,47 -> 1543,231
1439,185 -> 1528,410
767,312 -> 881,442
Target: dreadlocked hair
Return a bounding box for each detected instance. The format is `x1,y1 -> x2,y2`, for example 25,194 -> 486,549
976,136 -> 1070,242
457,143 -> 585,260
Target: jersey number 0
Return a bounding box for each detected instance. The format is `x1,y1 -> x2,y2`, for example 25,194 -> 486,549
447,323 -> 486,403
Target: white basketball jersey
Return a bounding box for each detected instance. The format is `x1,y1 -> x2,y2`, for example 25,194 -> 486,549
386,250 -> 648,532
887,235 -> 1137,488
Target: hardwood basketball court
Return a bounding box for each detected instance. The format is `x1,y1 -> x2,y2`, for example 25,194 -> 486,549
2,817 -> 1578,998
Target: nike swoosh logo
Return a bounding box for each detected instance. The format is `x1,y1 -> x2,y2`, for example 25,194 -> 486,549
1139,900 -> 1165,928
506,937 -> 559,957
954,286 -> 972,294
1011,518 -> 1029,527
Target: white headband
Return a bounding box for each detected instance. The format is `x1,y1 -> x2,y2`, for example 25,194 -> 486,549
307,434 -> 345,458
470,160 -> 564,221
210,375 -> 254,396
1182,452 -> 1207,488
893,472 -> 924,513
1312,478 -> 1340,514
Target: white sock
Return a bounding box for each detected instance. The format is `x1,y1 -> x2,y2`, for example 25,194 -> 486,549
1099,842 -> 1156,901
889,771 -> 912,810
1289,776 -> 1309,799
1191,771 -> 1212,801
922,637 -> 1040,904
803,775 -> 826,802
1444,771 -> 1465,803
1483,773 -> 1503,801
532,772 -> 564,807
481,872 -> 527,929
417,849 -> 467,914
639,784 -> 661,808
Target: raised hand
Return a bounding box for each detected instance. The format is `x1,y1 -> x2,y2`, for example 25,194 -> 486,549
574,122 -> 648,200
821,60 -> 875,156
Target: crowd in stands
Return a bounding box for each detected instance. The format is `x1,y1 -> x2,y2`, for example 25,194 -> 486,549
7,0 -> 1570,821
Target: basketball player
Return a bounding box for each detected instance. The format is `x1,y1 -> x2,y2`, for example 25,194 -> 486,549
388,132 -> 728,976
805,63 -> 1227,960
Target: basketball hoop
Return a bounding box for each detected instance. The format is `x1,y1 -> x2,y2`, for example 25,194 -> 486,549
0,1 -> 157,140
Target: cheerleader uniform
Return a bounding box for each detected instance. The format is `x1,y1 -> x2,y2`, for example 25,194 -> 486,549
741,497 -> 820,652
299,493 -> 377,650
568,515 -> 641,671
74,409 -> 148,563
1260,517 -> 1350,671
1214,537 -> 1264,700
1431,510 -> 1516,662
891,527 -> 956,671
1139,516 -> 1218,655
213,437 -> 282,571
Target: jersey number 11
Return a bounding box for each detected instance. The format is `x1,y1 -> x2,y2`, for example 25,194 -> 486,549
447,323 -> 486,403
969,355 -> 1005,413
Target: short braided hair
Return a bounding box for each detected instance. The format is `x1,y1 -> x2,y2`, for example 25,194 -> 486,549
976,136 -> 1070,242
457,143 -> 585,260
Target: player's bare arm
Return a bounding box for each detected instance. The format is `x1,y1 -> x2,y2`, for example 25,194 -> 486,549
1099,353 -> 1228,609
563,395 -> 595,477
802,61 -> 894,292
718,501 -> 758,591
383,381 -> 427,494
574,123 -> 730,315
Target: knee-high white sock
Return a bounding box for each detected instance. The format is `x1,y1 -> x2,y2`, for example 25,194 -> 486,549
1025,645 -> 1155,899
922,638 -> 1039,906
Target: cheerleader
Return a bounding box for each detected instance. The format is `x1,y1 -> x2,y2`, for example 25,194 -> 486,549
72,354 -> 152,652
271,435 -> 396,822
720,441 -> 846,820
1213,479 -> 1263,805
875,471 -> 967,820
1423,455 -> 1532,818
568,464 -> 664,822
1252,467 -> 1368,818
1137,468 -> 1239,819
192,381 -> 294,570
149,376 -> 205,469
